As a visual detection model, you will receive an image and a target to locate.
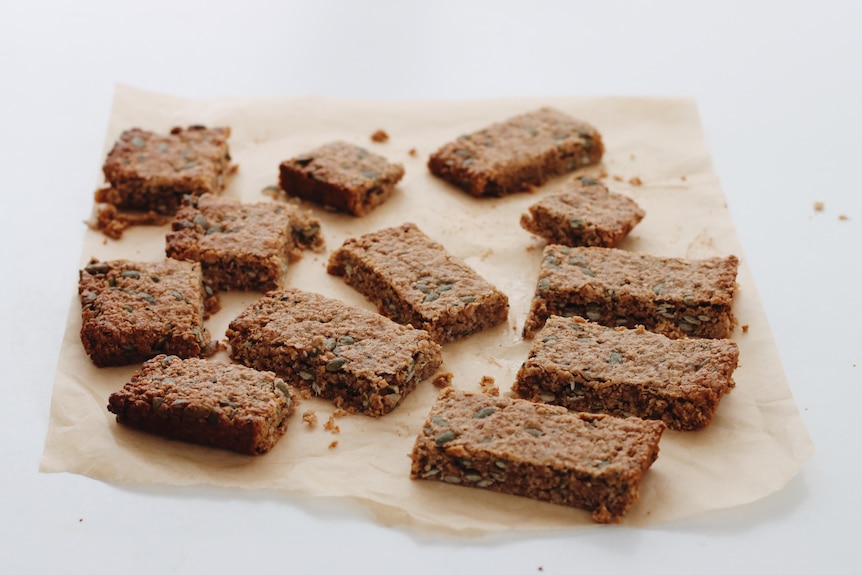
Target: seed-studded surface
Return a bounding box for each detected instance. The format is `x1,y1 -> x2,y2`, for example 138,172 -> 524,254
520,176 -> 645,247
427,107 -> 604,197
166,194 -> 324,293
327,223 -> 509,343
107,355 -> 294,455
78,258 -> 212,367
97,126 -> 232,214
410,389 -> 665,523
514,317 -> 739,430
523,246 -> 738,339
226,288 -> 443,416
278,141 -> 404,216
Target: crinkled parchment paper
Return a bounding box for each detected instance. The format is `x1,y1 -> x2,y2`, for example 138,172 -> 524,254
40,85 -> 813,533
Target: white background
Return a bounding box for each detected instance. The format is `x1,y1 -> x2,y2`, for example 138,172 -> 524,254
1,1 -> 860,573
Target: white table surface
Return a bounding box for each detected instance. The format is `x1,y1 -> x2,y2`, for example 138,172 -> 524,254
2,1 -> 860,573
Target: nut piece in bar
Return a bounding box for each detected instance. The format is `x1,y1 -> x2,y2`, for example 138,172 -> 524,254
78,258 -> 213,367
165,194 -> 324,293
514,316 -> 739,430
327,223 -> 509,343
523,246 -> 738,339
410,388 -> 665,523
427,107 -> 604,197
226,288 -> 443,416
107,355 -> 294,455
97,126 -> 232,214
278,141 -> 404,216
520,176 -> 645,247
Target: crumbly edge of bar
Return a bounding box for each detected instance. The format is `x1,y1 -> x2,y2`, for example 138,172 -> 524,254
107,355 -> 295,455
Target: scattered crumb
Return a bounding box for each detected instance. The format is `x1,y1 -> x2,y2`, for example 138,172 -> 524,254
324,415 -> 341,434
370,129 -> 389,143
612,175 -> 623,182
433,372 -> 454,388
538,568 -> 543,572
741,324 -> 750,334
680,175 -> 687,181
598,170 -> 608,178
261,184 -> 280,198
839,214 -> 850,221
526,244 -> 538,252
630,154 -> 636,161
479,375 -> 499,396
302,410 -> 318,427
299,387 -> 313,400
88,203 -> 171,240
813,201 -> 825,211
328,440 -> 339,449
628,177 -> 643,186
332,408 -> 349,418
408,148 -> 418,157
79,518 -> 83,523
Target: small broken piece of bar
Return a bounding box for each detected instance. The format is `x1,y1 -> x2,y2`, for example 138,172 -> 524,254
514,316 -> 739,430
226,288 -> 443,416
520,176 -> 645,247
327,223 -> 509,343
97,126 -> 232,214
427,107 -> 604,197
165,194 -> 324,293
78,258 -> 212,367
410,388 -> 665,523
107,355 -> 294,455
523,246 -> 738,339
278,141 -> 404,216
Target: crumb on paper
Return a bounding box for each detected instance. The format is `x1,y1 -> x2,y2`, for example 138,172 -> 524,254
742,324 -> 750,334
612,175 -> 623,182
433,372 -> 454,388
813,201 -> 825,211
79,518 -> 83,523
299,388 -> 312,400
302,410 -> 318,427
479,375 -> 499,396
261,184 -> 281,198
332,408 -> 349,418
328,440 -> 339,449
324,415 -> 340,434
680,175 -> 687,181
599,170 -> 608,178
839,214 -> 850,221
370,129 -> 389,143
88,203 -> 170,240
408,148 -> 418,157
630,154 -> 636,161
628,177 -> 643,186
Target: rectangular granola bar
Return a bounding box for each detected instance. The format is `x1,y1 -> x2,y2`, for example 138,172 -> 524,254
520,176 -> 645,247
97,126 -> 232,214
427,107 -> 604,197
78,258 -> 212,367
523,246 -> 738,339
327,223 -> 509,343
107,355 -> 294,455
278,141 -> 404,216
410,388 -> 665,523
514,316 -> 739,430
226,288 -> 443,416
165,194 -> 324,293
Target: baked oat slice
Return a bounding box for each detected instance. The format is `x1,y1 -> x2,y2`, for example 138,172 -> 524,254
107,355 -> 294,455
514,316 -> 739,430
97,126 -> 232,214
523,246 -> 738,339
427,107 -> 604,197
520,176 -> 645,247
410,388 -> 665,523
78,258 -> 212,367
278,141 -> 404,216
226,288 -> 443,416
327,223 -> 509,343
166,194 -> 324,293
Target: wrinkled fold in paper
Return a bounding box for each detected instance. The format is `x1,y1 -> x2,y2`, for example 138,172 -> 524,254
41,85 -> 813,533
